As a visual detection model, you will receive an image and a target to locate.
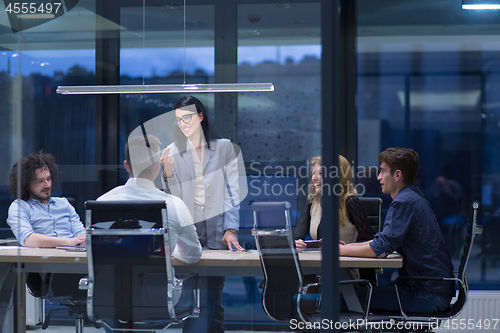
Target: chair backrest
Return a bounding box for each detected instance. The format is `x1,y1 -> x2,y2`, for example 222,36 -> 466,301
27,196 -> 86,318
84,200 -> 190,331
358,197 -> 382,235
66,197 -> 76,208
251,201 -> 303,322
449,201 -> 482,316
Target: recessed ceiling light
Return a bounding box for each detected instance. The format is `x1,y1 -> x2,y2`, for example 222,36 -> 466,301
274,2 -> 296,9
462,0 -> 500,9
241,30 -> 261,36
161,5 -> 180,10
289,18 -> 309,25
187,21 -> 205,27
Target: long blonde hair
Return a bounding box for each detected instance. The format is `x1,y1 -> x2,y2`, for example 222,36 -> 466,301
338,155 -> 357,227
307,155 -> 357,227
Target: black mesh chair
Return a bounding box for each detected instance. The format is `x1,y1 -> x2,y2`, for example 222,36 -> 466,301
368,201 -> 483,332
358,197 -> 383,286
80,200 -> 200,332
26,197 -> 87,333
27,273 -> 87,332
358,197 -> 383,236
251,201 -> 372,325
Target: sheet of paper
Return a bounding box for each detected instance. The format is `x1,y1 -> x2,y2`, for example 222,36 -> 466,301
92,220 -> 156,229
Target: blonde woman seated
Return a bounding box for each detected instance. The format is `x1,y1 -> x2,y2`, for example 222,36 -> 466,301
294,155 -> 373,249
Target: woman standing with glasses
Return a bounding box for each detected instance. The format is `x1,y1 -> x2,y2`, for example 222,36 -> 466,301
160,96 -> 246,333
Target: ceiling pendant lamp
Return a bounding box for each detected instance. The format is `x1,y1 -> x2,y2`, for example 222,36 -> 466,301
57,83 -> 274,95
57,0 -> 274,95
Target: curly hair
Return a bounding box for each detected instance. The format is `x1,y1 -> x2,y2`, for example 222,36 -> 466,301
9,151 -> 59,201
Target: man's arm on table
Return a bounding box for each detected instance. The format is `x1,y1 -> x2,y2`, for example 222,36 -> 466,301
8,199 -> 86,248
339,240 -> 378,258
24,233 -> 86,248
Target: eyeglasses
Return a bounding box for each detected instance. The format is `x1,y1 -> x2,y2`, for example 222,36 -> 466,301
173,113 -> 197,125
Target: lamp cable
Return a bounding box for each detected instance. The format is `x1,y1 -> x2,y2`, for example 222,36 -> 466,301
183,0 -> 186,84
142,0 -> 146,85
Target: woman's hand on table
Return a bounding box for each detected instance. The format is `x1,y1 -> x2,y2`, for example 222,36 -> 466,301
295,239 -> 307,253
223,230 -> 243,251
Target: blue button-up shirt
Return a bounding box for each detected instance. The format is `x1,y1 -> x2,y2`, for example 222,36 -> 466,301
7,197 -> 86,246
370,185 -> 455,298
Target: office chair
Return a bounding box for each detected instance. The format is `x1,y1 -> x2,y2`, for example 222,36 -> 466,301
358,197 -> 383,236
26,197 -> 87,333
358,197 -> 383,286
368,201 -> 482,333
80,200 -> 200,332
26,273 -> 87,332
251,201 -> 372,326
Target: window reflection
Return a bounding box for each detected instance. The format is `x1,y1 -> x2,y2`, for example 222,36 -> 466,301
0,7 -> 96,237
358,0 -> 499,287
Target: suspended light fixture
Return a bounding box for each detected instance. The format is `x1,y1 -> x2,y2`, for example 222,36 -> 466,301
57,0 -> 274,95
462,0 -> 500,9
57,83 -> 274,94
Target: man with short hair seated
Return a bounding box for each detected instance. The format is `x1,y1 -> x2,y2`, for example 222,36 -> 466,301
97,134 -> 202,263
339,147 -> 454,314
97,134 -> 204,332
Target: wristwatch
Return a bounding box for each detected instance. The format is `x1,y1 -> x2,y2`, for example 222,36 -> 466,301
227,228 -> 238,234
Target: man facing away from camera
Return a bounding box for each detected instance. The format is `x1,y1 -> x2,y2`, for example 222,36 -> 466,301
97,134 -> 202,264
339,147 -> 455,313
96,134 -> 204,332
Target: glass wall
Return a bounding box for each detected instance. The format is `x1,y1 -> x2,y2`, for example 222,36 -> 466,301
0,1 -> 96,237
235,2 -> 322,327
119,4 -> 215,187
0,0 -> 326,331
0,1 -> 97,330
237,1 -> 321,231
357,0 -> 500,288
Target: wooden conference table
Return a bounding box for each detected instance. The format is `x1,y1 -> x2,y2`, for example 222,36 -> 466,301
0,246 -> 402,332
0,246 -> 403,275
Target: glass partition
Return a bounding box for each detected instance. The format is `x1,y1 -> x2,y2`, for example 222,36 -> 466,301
119,4 -> 215,187
233,2 -> 322,328
0,1 -> 97,331
0,8 -> 96,237
0,0 -> 328,331
357,0 -> 500,288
